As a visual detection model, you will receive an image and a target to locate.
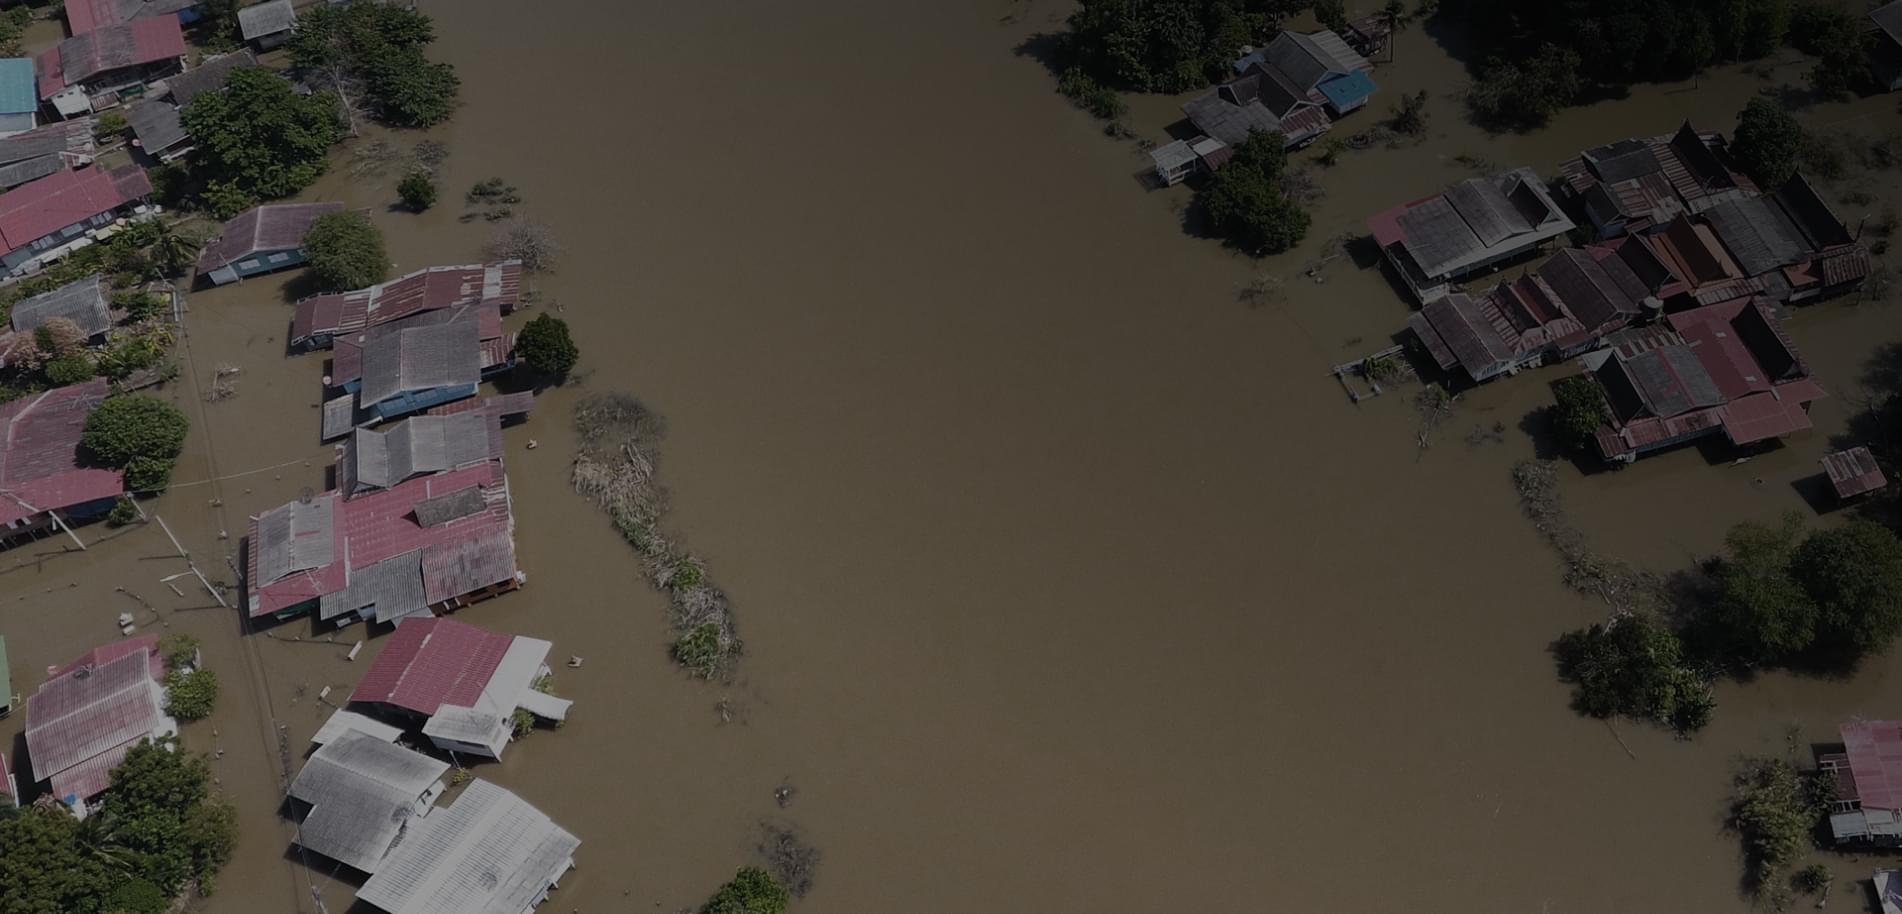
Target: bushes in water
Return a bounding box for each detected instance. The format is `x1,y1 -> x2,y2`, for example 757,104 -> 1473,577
164,668 -> 219,721
1195,131 -> 1310,256
700,866 -> 789,914
398,168 -> 438,211
1730,753 -> 1834,905
1056,67 -> 1125,120
81,395 -> 189,493
302,211 -> 390,291
1553,614 -> 1713,734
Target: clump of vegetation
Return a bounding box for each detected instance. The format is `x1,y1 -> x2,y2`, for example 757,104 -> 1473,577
1789,1 -> 1879,99
0,6 -> 33,58
1697,514 -> 1902,669
1554,614 -> 1713,734
673,623 -> 723,678
1732,98 -> 1804,189
81,395 -> 190,493
1313,0 -> 1347,31
515,314 -> 580,381
1549,375 -> 1609,453
463,177 -> 522,222
302,212 -> 390,291
1195,131 -> 1310,256
290,3 -> 460,128
0,739 -> 237,912
398,168 -> 438,212
164,668 -> 218,721
1060,0 -> 1270,94
758,824 -> 822,900
180,68 -> 342,217
44,353 -> 95,386
1730,752 -> 1834,905
159,633 -> 200,669
700,866 -> 789,914
93,109 -> 128,142
485,219 -> 561,273
1464,44 -> 1582,129
107,495 -> 141,527
97,322 -> 177,382
1387,89 -> 1428,137
1792,862 -> 1831,896
1055,66 -> 1125,120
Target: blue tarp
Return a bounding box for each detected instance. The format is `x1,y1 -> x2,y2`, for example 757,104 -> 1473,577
0,59 -> 36,116
1317,71 -> 1377,111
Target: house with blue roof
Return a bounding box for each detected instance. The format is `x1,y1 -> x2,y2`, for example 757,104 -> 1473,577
0,59 -> 37,138
1236,29 -> 1378,118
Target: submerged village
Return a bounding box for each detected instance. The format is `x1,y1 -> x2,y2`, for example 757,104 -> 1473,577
0,1 -> 1900,914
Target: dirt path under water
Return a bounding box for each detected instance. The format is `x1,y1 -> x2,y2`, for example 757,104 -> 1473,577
4,2 -> 1902,912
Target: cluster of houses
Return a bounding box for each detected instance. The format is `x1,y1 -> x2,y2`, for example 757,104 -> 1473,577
1364,121 -> 1875,469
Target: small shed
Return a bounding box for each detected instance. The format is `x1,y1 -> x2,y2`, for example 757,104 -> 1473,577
0,59 -> 37,138
1149,139 -> 1197,187
238,0 -> 297,50
196,201 -> 344,285
1823,446 -> 1887,501
11,275 -> 111,341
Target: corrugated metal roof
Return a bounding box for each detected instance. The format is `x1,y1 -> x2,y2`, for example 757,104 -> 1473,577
319,550 -> 427,623
0,119 -> 95,169
1845,721 -> 1902,812
1877,0 -> 1902,43
293,262 -> 523,348
0,379 -> 121,527
289,730 -> 449,874
125,99 -> 186,155
346,413 -> 495,495
11,274 -> 110,337
1706,196 -> 1810,276
350,617 -> 513,716
163,49 -> 257,105
0,166 -> 152,257
311,709 -> 404,747
196,201 -> 345,274
238,0 -> 296,39
24,642 -> 168,789
361,320 -> 482,408
357,779 -> 579,914
40,18 -> 186,97
413,486 -> 485,528
254,495 -> 338,586
1823,446 -> 1887,499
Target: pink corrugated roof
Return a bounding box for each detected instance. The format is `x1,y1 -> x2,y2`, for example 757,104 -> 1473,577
47,633 -> 157,679
292,263 -> 523,345
26,640 -> 166,793
349,617 -> 512,715
49,738 -> 137,801
0,166 -> 151,256
1845,721 -> 1902,811
0,379 -> 123,527
1823,446 -> 1887,499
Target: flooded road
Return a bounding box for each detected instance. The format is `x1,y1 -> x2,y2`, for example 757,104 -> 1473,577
3,2 -> 1902,912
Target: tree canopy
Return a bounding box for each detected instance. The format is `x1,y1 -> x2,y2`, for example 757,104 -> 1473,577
1703,514 -> 1816,666
180,68 -> 340,218
302,212 -> 390,291
1554,613 -> 1713,734
290,3 -> 460,127
1791,519 -> 1902,660
1731,98 -> 1803,189
701,866 -> 790,914
516,314 -> 580,379
81,396 -> 189,485
1063,0 -> 1304,93
1194,131 -> 1310,256
1550,375 -> 1609,451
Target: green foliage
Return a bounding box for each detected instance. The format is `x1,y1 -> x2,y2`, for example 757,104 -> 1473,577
701,866 -> 790,914
301,212 -> 390,291
195,0 -> 243,48
1313,0 -> 1346,31
397,169 -> 438,212
124,456 -> 173,493
43,354 -> 94,386
105,877 -> 168,914
1705,514 -> 1814,666
291,4 -> 460,127
93,110 -> 128,141
1732,98 -> 1803,189
1195,131 -> 1309,255
180,68 -> 341,214
669,556 -> 706,590
516,314 -> 580,378
81,396 -> 189,469
96,324 -> 176,382
1731,754 -> 1832,897
108,495 -> 140,527
1790,519 -> 1902,660
1063,0 -> 1279,93
164,668 -> 218,721
113,290 -> 169,322
673,623 -> 723,678
1388,89 -> 1428,136
158,633 -> 200,670
1056,67 -> 1126,120
1553,613 -> 1712,734
1465,43 -> 1581,128
0,805 -> 116,914
144,221 -> 201,279
510,706 -> 535,738
1549,375 -> 1608,451
1315,136 -> 1348,167
0,7 -> 33,57
1792,862 -> 1830,894
97,741 -> 237,896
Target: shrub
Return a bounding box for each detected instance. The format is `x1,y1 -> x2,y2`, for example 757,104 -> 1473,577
397,168 -> 438,212
302,211 -> 390,291
673,623 -> 723,678
1792,863 -> 1831,894
1550,375 -> 1609,452
34,317 -> 86,358
114,290 -> 169,322
105,877 -> 168,914
124,456 -> 174,493
82,395 -> 189,468
1732,98 -> 1803,188
163,668 -> 218,721
1465,45 -> 1581,128
158,633 -> 200,669
701,866 -> 789,914
43,353 -> 94,385
107,496 -> 140,527
516,313 -> 580,379
1056,66 -> 1125,120
485,219 -> 561,273
1731,755 -> 1834,898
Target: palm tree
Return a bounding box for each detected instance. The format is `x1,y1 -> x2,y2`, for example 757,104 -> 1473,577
147,219 -> 202,279
1380,0 -> 1413,63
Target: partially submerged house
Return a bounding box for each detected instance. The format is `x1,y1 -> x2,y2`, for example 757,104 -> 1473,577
0,165 -> 155,277
0,120 -> 98,190
0,59 -> 38,138
1701,173 -> 1869,305
10,274 -> 111,342
1233,30 -> 1376,117
0,380 -> 123,543
287,729 -> 449,874
37,18 -> 188,118
1408,242 -> 1668,384
238,0 -> 296,51
1822,446 -> 1888,501
63,0 -> 203,36
356,779 -> 579,914
1577,297 -> 1825,462
196,201 -> 345,285
291,261 -> 524,351
339,412 -> 501,498
349,617 -> 570,760
1368,168 -> 1576,303
1822,720 -> 1902,844
24,635 -> 176,816
1559,123 -> 1757,237
245,458 -> 520,625
323,306 -> 519,436
1183,63 -> 1331,151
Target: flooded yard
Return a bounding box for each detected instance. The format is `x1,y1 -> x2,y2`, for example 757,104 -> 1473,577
2,1 -> 1901,912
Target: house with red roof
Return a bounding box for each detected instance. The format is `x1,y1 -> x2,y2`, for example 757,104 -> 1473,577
196,202 -> 345,286
0,165 -> 155,278
1822,720 -> 1902,844
1573,297 -> 1825,463
24,634 -> 177,816
0,379 -> 123,546
291,261 -> 523,351
349,617 -> 571,759
63,0 -> 204,37
37,18 -> 186,117
245,458 -> 521,626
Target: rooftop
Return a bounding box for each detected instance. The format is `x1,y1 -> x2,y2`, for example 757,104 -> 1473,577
0,119 -> 97,169
360,319 -> 482,407
350,617 -> 514,716
356,779 -> 579,914
37,17 -> 187,98
0,58 -> 36,115
1369,168 -> 1575,281
10,274 -> 110,338
292,262 -> 524,346
196,201 -> 345,274
125,98 -> 186,155
341,412 -> 498,497
162,49 -> 257,106
238,0 -> 297,40
0,165 -> 152,256
1822,446 -> 1887,499
0,379 -> 122,527
24,635 -> 168,800
288,730 -> 450,873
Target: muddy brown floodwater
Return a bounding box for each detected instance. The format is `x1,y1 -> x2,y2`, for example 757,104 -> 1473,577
3,2 -> 1902,912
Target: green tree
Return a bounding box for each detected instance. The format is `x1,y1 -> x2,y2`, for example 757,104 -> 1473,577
397,169 -> 438,212
158,633 -> 200,670
1379,0 -> 1413,61
1313,0 -> 1347,32
301,212 -> 390,291
1732,98 -> 1803,188
290,4 -> 460,127
145,221 -> 201,279
96,740 -> 236,896
81,396 -> 189,470
0,7 -> 34,58
702,866 -> 789,914
163,669 -> 218,722
44,354 -> 94,386
180,68 -> 341,215
1195,131 -> 1310,256
1790,520 -> 1902,659
515,314 -> 580,379
195,0 -> 243,47
1553,613 -> 1712,733
1731,754 -> 1833,898
1550,375 -> 1608,452
0,805 -> 115,914
1705,514 -> 1815,666
1064,0 -> 1277,93
1465,43 -> 1582,128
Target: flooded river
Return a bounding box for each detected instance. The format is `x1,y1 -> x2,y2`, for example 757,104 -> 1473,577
3,2 -> 1902,912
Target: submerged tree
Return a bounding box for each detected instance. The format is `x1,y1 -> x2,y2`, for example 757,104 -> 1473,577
180,68 -> 341,216
1732,98 -> 1803,189
1549,375 -> 1608,452
302,212 -> 390,291
516,314 -> 580,381
1195,130 -> 1310,255
1554,613 -> 1713,734
290,3 -> 460,128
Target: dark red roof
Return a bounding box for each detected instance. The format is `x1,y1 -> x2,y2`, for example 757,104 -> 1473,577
0,166 -> 151,256
1844,721 -> 1902,811
1823,446 -> 1887,499
291,262 -> 523,345
349,617 -> 512,715
47,633 -> 160,680
195,202 -> 345,275
0,380 -> 123,526
37,17 -> 186,98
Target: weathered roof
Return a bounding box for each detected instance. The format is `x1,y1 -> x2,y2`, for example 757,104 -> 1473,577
413,486 -> 485,528
310,708 -> 404,747
1774,173 -> 1852,250
357,779 -> 580,914
0,119 -> 97,169
331,304 -> 502,390
11,274 -> 110,337
253,495 -> 337,586
292,262 -> 524,346
0,379 -> 121,527
1418,292 -> 1512,373
0,155 -> 70,191
289,730 -> 449,874
350,617 -> 513,716
1265,30 -> 1368,91
125,98 -> 186,155
344,413 -> 496,495
238,0 -> 296,40
65,0 -> 200,36
1182,62 -> 1331,148
0,59 -> 36,115
24,637 -> 166,791
1150,139 -> 1196,173
1822,446 -> 1887,499
1383,169 -> 1573,279
1537,247 -> 1647,331
1845,721 -> 1902,812
196,201 -> 345,274
0,166 -> 152,256
37,18 -> 187,98
360,319 -> 482,408
163,49 -> 257,106
319,550 -> 427,624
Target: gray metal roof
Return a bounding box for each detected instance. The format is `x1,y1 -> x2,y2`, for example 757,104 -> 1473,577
360,320 -> 481,408
1266,30 -> 1367,90
322,393 -> 361,442
11,274 -> 109,337
0,154 -> 65,190
1420,292 -> 1511,373
238,0 -> 295,40
1396,169 -> 1572,278
358,779 -> 580,914
413,486 -> 485,528
1705,197 -> 1808,276
319,550 -> 426,622
0,120 -> 96,168
289,730 -> 449,874
310,709 -> 403,747
1537,248 -> 1644,331
164,49 -> 257,106
1625,346 -> 1723,418
1183,88 -> 1285,147
1150,139 -> 1196,172
419,704 -> 508,748
347,413 -> 493,494
125,99 -> 186,155
254,495 -> 336,585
